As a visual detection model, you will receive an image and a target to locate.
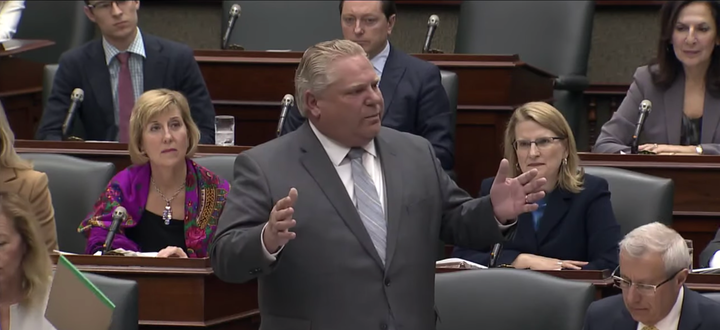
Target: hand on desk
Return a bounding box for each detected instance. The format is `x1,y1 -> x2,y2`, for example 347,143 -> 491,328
157,246 -> 188,258
511,253 -> 588,270
639,144 -> 699,155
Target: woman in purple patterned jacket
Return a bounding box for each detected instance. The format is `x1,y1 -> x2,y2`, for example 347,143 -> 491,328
78,89 -> 229,258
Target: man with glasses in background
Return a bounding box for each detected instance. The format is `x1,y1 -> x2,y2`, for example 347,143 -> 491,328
36,0 -> 216,144
583,222 -> 720,330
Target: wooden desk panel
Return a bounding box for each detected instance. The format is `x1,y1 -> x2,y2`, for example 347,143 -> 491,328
53,255 -> 259,329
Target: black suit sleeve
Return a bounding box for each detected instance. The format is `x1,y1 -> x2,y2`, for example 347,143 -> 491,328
432,139 -> 504,250
280,103 -> 305,136
36,54 -> 80,140
176,45 -> 216,144
417,66 -> 454,170
700,228 -> 720,267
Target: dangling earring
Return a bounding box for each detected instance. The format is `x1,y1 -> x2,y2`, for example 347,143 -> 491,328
562,158 -> 568,166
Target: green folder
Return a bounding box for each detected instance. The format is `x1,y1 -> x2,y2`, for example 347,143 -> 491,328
57,255 -> 115,309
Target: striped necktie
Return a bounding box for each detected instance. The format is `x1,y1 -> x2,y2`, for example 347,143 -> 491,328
347,147 -> 387,264
116,52 -> 134,143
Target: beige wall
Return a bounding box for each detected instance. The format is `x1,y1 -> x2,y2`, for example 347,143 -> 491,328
138,2 -> 661,84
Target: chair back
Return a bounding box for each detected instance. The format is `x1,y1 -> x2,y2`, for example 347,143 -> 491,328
193,155 -> 237,183
42,64 -> 59,109
83,272 -> 139,330
435,269 -> 594,330
21,154 -> 114,253
439,70 -> 458,146
454,1 -> 595,143
583,167 -> 674,235
13,1 -> 95,64
222,1 -> 342,51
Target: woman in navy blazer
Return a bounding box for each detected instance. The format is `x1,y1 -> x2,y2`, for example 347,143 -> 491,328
453,102 -> 622,270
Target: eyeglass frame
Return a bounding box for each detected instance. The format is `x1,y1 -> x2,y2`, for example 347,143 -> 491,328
86,0 -> 131,12
611,265 -> 685,296
512,136 -> 566,151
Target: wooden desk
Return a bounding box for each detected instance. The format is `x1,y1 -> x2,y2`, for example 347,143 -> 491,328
579,153 -> 720,267
15,140 -> 250,172
0,39 -> 54,140
53,255 -> 259,329
193,50 -> 555,195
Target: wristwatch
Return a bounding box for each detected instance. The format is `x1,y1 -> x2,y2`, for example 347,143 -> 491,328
696,145 -> 704,155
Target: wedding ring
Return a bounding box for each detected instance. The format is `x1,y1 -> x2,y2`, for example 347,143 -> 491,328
557,261 -> 563,265
525,195 -> 529,203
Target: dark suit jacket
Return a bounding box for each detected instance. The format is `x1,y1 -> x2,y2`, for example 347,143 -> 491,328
35,33 -> 216,144
280,44 -> 455,170
210,123 -> 505,330
583,288 -> 720,330
452,173 -> 621,270
594,65 -> 720,154
700,228 -> 720,268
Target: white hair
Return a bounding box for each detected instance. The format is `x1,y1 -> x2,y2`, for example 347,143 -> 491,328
619,222 -> 691,276
294,39 -> 367,116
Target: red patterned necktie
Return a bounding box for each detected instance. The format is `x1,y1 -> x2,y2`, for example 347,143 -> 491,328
116,52 -> 134,143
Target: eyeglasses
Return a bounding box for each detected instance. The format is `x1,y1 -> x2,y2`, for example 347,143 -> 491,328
512,137 -> 565,151
611,266 -> 684,296
87,1 -> 131,12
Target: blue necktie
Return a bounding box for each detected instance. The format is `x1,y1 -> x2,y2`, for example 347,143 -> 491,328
347,147 -> 387,264
532,199 -> 547,231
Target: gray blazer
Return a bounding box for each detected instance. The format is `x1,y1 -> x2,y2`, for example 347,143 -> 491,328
210,123 -> 506,330
594,65 -> 720,154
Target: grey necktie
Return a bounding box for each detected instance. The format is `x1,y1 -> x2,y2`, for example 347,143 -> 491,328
347,147 -> 387,264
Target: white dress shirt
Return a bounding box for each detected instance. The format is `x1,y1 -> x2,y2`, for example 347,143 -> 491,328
371,41 -> 391,84
636,287 -> 684,330
0,0 -> 25,40
9,284 -> 56,330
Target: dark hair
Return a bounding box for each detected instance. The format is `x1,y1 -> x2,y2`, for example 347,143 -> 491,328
338,0 -> 397,20
651,1 -> 720,97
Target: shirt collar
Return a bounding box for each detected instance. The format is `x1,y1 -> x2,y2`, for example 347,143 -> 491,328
639,286 -> 684,330
102,27 -> 147,65
370,41 -> 390,76
309,121 -> 376,166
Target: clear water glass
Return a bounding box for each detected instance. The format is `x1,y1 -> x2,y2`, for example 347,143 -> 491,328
215,115 -> 235,146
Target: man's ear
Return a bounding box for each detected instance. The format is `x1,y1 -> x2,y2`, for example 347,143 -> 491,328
83,5 -> 97,23
304,90 -> 322,118
387,14 -> 396,36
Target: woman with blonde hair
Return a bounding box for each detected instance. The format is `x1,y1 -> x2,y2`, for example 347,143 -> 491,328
0,101 -> 57,252
78,89 -> 230,258
453,102 -> 622,270
0,192 -> 56,330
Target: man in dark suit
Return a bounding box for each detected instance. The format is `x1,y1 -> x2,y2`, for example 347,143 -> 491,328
583,223 -> 720,330
280,0 -> 454,171
210,39 -> 547,330
700,228 -> 720,268
36,0 -> 215,144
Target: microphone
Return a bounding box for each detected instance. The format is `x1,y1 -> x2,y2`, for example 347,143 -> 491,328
222,4 -> 241,50
61,88 -> 84,140
276,94 -> 294,137
630,100 -> 653,154
422,14 -> 439,53
102,206 -> 127,255
488,224 -> 518,268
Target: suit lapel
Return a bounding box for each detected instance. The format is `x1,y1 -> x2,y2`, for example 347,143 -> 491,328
678,287 -> 701,330
85,41 -> 115,127
142,34 -> 168,92
297,124 -> 385,269
535,188 -> 571,245
379,45 -> 406,119
701,92 -> 720,144
0,168 -> 16,184
664,75 -> 684,144
614,307 -> 638,330
375,130 -> 403,270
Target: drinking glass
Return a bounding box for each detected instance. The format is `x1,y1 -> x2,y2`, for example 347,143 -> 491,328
215,115 -> 235,146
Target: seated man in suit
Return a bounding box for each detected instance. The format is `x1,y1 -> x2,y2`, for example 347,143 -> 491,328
36,0 -> 215,144
583,222 -> 720,330
699,228 -> 720,268
280,0 -> 454,171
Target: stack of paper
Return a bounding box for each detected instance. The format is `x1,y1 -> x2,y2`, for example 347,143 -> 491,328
436,258 -> 487,270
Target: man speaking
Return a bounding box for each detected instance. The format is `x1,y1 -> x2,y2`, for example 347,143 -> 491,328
210,39 -> 546,330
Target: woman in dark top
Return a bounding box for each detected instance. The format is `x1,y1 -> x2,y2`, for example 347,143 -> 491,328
78,89 -> 230,258
594,1 -> 720,155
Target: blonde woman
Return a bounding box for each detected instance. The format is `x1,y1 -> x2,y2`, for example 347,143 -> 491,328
453,102 -> 622,270
78,89 -> 229,258
0,192 -> 56,330
0,101 -> 57,252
